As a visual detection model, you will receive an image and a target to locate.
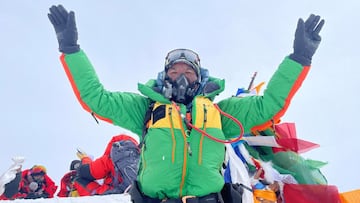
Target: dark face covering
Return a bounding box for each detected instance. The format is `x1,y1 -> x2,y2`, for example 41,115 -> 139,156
166,74 -> 199,105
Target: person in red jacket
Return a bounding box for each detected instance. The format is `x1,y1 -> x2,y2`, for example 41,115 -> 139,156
74,134 -> 140,196
19,165 -> 58,199
57,160 -> 81,197
0,165 -> 58,200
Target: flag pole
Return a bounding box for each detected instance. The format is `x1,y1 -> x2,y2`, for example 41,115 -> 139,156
247,71 -> 258,91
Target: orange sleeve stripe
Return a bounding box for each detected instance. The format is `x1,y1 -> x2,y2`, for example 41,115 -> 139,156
60,54 -> 113,124
251,66 -> 310,132
60,54 -> 90,112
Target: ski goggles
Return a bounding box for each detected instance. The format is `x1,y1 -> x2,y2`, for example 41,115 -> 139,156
164,49 -> 201,71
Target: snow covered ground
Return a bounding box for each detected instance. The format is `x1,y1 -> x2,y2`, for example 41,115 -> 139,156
0,194 -> 131,203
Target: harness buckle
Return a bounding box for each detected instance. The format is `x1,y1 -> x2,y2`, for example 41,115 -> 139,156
181,195 -> 196,203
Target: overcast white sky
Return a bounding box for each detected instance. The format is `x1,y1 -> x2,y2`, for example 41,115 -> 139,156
1,1 -> 359,193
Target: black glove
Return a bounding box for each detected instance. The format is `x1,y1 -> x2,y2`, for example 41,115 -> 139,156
289,14 -> 325,66
48,5 -> 80,54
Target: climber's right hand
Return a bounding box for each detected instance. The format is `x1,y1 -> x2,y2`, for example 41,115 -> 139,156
48,5 -> 80,54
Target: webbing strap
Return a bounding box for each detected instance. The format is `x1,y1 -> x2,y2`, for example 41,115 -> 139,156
139,101 -> 155,148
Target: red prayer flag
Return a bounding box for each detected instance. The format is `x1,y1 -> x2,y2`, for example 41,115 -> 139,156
283,184 -> 341,203
274,123 -> 319,153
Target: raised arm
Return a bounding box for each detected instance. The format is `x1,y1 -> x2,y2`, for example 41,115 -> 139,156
218,14 -> 325,136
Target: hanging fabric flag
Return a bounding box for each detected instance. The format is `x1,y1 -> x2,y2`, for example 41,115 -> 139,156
251,81 -> 265,95
283,184 -> 341,203
274,122 -> 320,153
235,88 -> 249,97
243,135 -> 282,148
224,143 -> 254,203
339,189 -> 360,203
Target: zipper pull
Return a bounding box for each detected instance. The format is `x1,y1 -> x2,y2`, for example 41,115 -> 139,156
187,142 -> 192,156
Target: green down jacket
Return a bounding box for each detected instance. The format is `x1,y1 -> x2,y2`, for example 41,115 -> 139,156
60,50 -> 309,199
